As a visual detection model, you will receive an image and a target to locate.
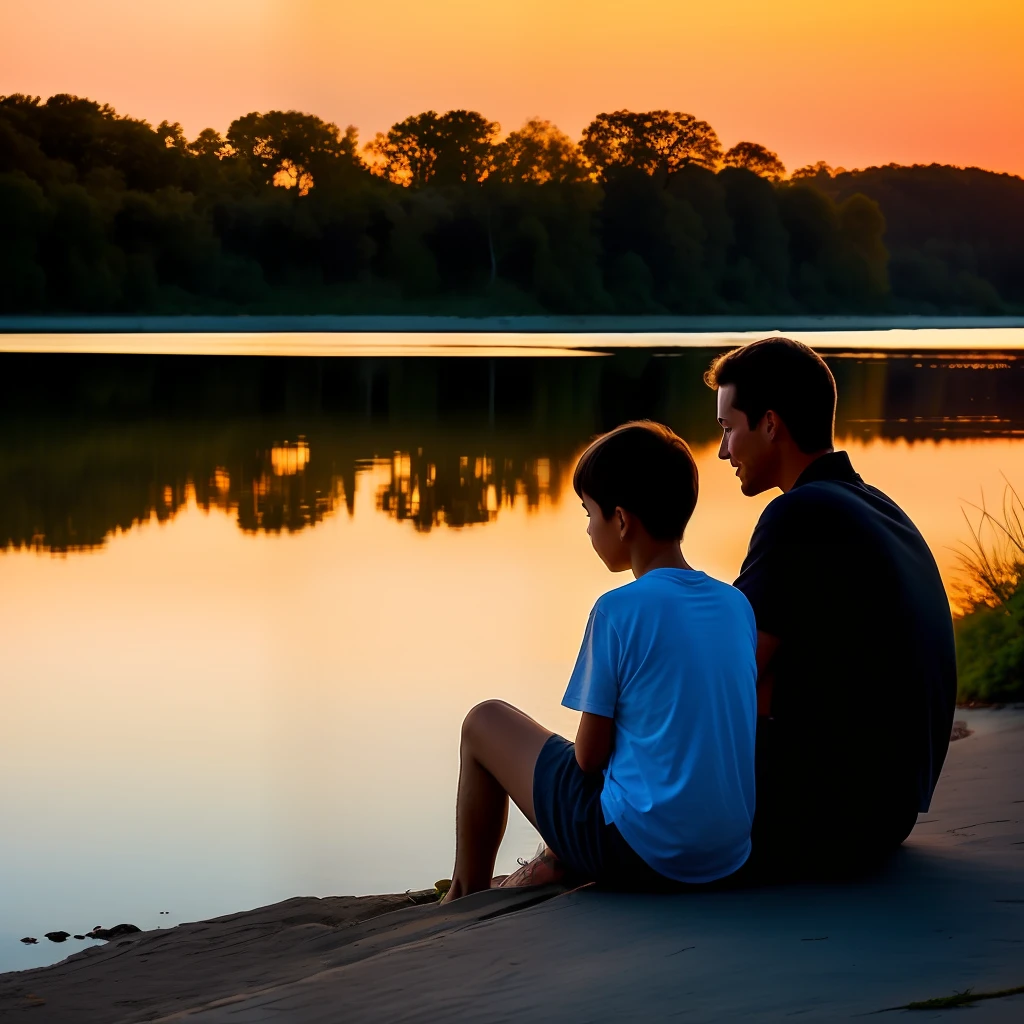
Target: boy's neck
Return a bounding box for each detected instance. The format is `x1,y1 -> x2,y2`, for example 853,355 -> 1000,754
631,542 -> 692,580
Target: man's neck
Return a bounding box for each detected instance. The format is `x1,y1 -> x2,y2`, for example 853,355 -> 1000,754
778,448 -> 835,493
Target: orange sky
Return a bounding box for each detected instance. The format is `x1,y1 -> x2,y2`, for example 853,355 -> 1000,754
3,0 -> 1023,175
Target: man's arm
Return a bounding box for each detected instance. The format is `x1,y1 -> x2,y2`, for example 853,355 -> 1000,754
755,631 -> 780,716
575,712 -> 614,773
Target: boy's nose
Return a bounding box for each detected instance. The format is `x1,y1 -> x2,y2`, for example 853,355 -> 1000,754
717,433 -> 730,460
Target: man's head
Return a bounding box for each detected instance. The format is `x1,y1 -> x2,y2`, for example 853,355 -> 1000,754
705,337 -> 836,496
572,421 -> 698,571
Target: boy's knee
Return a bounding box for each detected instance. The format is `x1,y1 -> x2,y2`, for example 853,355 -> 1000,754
462,700 -> 510,746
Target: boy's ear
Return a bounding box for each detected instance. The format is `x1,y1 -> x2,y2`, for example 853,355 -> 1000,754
614,506 -> 629,539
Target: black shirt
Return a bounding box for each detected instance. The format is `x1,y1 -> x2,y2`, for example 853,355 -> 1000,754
734,451 -> 956,833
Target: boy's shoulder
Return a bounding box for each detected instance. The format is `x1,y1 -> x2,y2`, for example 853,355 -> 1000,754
594,570 -> 751,619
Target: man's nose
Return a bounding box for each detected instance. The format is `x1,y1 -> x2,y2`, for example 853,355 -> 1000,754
717,432 -> 729,460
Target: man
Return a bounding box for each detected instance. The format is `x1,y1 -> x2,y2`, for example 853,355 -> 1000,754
707,337 -> 957,878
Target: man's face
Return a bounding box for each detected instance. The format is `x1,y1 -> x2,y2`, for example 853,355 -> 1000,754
717,384 -> 779,496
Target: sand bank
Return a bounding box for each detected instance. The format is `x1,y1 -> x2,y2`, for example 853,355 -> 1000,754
2,708 -> 1021,1022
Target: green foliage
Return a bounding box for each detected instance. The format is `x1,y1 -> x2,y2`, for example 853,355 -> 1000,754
0,92 -> 1019,315
955,582 -> 1024,701
954,481 -> 1024,702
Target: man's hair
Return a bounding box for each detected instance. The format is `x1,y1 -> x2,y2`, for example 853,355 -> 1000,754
704,337 -> 836,453
572,421 -> 699,541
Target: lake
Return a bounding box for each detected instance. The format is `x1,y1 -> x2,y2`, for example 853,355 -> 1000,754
2,330 -> 1022,972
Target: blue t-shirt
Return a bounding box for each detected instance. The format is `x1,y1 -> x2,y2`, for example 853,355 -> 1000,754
562,569 -> 757,883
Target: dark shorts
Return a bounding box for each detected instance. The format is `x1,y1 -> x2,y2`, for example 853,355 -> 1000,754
532,735 -> 690,892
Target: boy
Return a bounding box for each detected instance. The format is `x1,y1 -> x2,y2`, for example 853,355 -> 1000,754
441,422 -> 757,901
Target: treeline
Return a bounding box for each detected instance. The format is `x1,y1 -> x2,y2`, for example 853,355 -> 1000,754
1,95 -> 1021,316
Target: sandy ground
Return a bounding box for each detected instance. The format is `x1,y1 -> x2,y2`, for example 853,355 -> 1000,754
2,708 -> 1021,1022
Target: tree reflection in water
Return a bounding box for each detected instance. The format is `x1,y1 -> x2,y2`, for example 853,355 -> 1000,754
1,349 -> 1021,554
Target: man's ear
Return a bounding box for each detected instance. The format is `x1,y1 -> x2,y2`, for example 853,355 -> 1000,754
763,409 -> 780,441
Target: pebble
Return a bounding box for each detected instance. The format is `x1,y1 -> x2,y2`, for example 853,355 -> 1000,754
87,923 -> 141,940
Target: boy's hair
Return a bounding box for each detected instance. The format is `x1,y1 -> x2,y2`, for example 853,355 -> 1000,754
572,421 -> 698,541
704,337 -> 836,454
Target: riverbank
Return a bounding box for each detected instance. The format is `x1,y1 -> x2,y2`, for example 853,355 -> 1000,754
2,707 -> 1021,1022
3,314 -> 1024,335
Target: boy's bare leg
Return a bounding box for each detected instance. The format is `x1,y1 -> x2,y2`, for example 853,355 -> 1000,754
443,700 -> 556,902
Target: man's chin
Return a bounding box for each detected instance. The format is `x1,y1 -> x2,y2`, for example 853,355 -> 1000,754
739,476 -> 771,497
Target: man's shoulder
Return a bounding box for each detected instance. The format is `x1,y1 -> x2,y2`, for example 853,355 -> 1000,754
755,474 -> 904,536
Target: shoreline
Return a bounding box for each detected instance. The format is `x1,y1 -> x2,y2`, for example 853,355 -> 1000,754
2,314 -> 1024,335
3,708 -> 1021,1022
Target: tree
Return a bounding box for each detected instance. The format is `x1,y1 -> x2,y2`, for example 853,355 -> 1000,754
0,171 -> 49,310
837,192 -> 889,299
156,121 -> 187,152
493,119 -> 587,184
723,141 -> 786,182
226,110 -> 361,193
792,160 -> 839,182
366,110 -> 499,187
187,128 -> 228,160
580,110 -> 722,180
7,94 -> 180,191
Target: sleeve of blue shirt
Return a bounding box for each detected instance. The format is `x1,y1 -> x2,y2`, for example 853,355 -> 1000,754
562,605 -> 620,718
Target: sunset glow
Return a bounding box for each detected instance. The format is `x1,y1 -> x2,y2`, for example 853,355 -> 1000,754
3,0 -> 1022,175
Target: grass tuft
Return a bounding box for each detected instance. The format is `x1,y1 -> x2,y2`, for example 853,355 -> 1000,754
953,478 -> 1024,703
904,984 -> 1024,1010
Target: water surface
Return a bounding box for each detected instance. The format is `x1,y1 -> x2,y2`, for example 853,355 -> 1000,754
1,334 -> 1021,971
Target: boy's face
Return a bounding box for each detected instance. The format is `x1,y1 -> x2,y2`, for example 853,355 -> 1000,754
582,492 -> 631,572
716,384 -> 779,497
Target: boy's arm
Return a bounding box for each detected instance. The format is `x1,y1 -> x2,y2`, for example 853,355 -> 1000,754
574,712 -> 614,773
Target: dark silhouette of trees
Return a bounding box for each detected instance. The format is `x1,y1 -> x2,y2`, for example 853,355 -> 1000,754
187,128 -> 229,160
822,164 -> 1024,310
723,142 -> 786,182
580,110 -> 723,179
366,110 -> 499,187
0,91 -> 1020,316
792,160 -> 842,182
226,110 -> 361,193
493,120 -> 587,184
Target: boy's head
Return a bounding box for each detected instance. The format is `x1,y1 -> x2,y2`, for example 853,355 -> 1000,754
705,337 -> 836,496
572,421 -> 699,569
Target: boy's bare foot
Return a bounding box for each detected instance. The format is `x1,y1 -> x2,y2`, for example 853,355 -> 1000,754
498,847 -> 566,888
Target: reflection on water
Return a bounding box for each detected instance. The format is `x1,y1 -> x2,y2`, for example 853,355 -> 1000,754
376,452 -> 555,531
1,349 -> 1021,554
1,341 -> 1023,973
